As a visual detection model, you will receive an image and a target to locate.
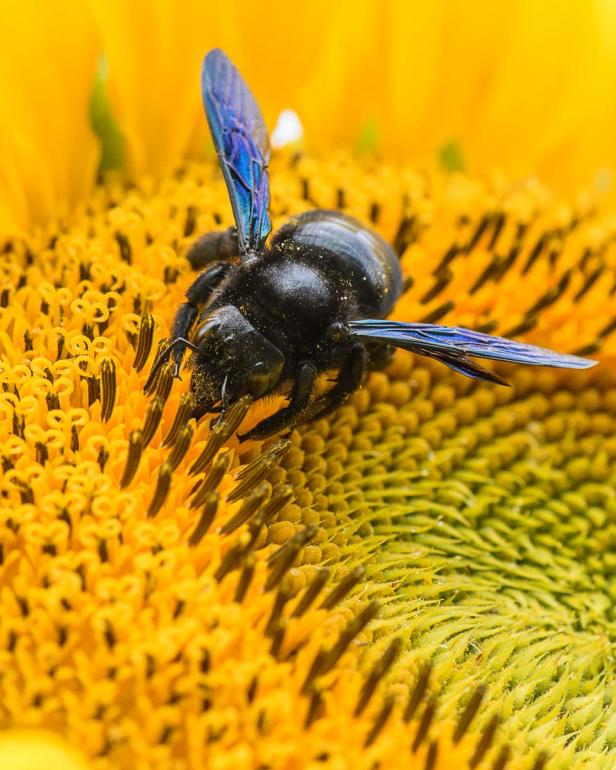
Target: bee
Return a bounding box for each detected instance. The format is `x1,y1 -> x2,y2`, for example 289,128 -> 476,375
145,49 -> 595,441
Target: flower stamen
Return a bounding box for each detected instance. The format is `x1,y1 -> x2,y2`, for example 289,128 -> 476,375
469,714 -> 500,768
220,481 -> 270,534
236,438 -> 292,479
189,395 -> 251,474
119,429 -> 143,488
264,584 -> 293,637
143,340 -> 167,395
364,695 -> 395,747
354,636 -> 401,716
141,396 -> 164,447
265,525 -> 316,590
292,567 -> 330,618
227,438 -> 291,502
531,753 -> 548,770
321,601 -> 380,674
424,742 -> 439,770
453,685 -> 487,744
162,391 -> 195,446
187,493 -> 219,546
234,554 -> 255,602
99,358 -> 116,422
319,564 -> 365,610
492,746 -> 510,770
132,313 -> 155,371
147,462 -> 172,517
412,697 -> 437,753
189,450 -> 231,509
304,688 -> 325,729
404,664 -> 432,722
257,485 -> 295,527
165,422 -> 194,470
419,300 -> 454,323
214,534 -> 250,582
153,362 -> 174,405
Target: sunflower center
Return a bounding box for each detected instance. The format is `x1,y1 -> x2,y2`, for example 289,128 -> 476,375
275,354 -> 616,760
1,154 -> 615,768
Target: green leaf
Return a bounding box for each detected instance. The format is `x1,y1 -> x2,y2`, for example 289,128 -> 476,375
90,55 -> 125,174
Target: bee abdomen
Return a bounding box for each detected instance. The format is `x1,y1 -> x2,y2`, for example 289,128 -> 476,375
269,210 -> 403,319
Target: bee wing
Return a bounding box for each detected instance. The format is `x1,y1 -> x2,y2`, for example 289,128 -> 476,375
202,49 -> 271,260
349,320 -> 596,385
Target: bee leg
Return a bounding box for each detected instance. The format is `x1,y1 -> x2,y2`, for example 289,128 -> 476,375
167,305 -> 198,378
308,343 -> 368,422
166,263 -> 232,376
186,227 -> 239,270
239,361 -> 317,441
366,341 -> 394,371
185,262 -> 232,304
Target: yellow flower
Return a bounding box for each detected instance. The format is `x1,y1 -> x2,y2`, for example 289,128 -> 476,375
0,3 -> 615,770
0,0 -> 99,236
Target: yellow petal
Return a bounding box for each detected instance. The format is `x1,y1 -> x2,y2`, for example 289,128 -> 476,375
375,0 -> 616,192
462,0 -> 608,185
0,0 -> 99,238
535,0 -> 616,193
89,0 -> 218,178
0,730 -> 91,770
212,0 -> 378,150
88,0 -> 379,173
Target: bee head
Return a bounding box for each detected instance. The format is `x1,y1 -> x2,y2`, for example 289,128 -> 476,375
190,305 -> 284,413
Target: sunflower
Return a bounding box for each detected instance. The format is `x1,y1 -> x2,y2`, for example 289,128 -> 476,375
1,3 -> 615,770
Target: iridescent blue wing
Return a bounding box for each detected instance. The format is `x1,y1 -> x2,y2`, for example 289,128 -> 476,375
201,49 -> 271,259
349,320 -> 596,385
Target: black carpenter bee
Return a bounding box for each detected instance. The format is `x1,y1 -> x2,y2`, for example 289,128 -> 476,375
145,48 -> 595,441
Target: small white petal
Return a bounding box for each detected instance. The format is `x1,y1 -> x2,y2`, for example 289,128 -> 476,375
271,109 -> 304,149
